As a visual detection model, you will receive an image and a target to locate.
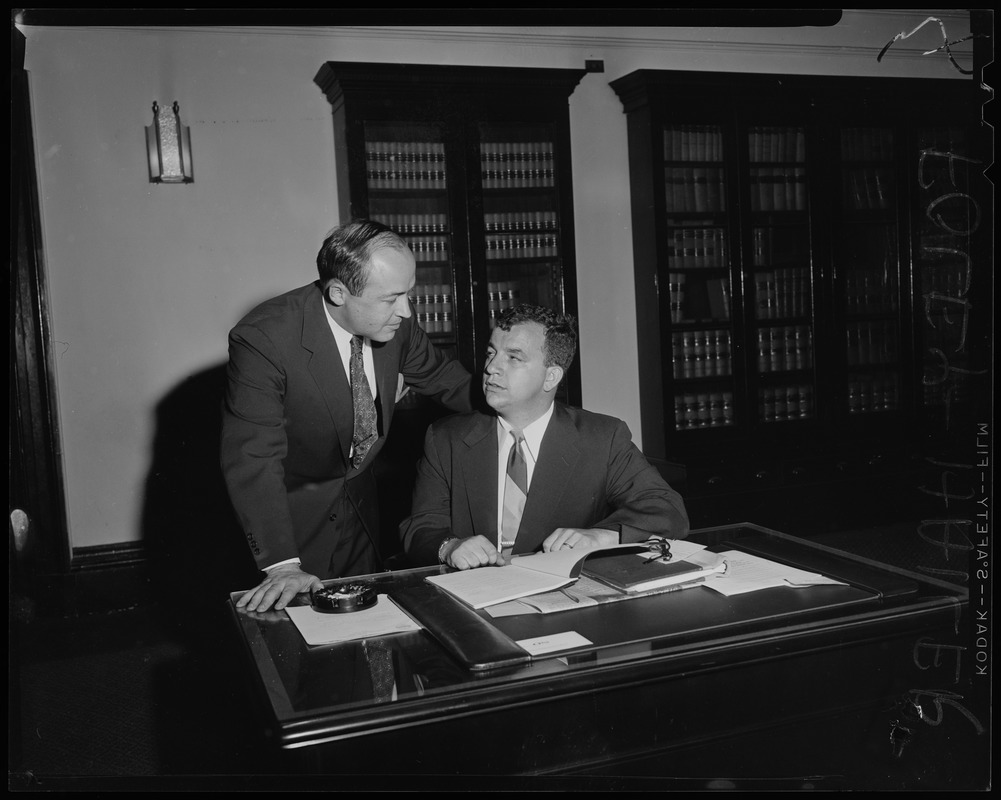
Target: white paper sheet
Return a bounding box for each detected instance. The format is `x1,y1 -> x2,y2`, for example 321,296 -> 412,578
516,630 -> 592,656
285,596 -> 421,646
703,550 -> 848,597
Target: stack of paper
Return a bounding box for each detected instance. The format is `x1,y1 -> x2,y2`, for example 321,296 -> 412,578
704,550 -> 848,597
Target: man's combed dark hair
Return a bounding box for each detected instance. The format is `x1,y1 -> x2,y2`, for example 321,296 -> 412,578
496,304 -> 577,372
316,219 -> 409,295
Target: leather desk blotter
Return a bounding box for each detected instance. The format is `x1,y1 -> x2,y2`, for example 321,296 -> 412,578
391,582 -> 531,672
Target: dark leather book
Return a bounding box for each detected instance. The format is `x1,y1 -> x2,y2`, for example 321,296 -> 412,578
583,549 -> 727,593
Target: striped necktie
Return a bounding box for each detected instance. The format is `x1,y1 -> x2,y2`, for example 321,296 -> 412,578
350,335 -> 378,468
500,430 -> 528,554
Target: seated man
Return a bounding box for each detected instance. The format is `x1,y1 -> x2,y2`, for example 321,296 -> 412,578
401,304 -> 689,570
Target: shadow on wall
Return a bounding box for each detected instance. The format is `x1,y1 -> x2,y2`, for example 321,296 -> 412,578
137,365 -> 279,775
141,364 -> 259,618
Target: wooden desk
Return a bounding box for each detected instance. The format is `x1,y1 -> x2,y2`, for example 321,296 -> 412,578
227,524 -> 980,788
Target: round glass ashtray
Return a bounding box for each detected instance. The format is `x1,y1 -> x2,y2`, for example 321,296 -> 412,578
311,582 -> 378,613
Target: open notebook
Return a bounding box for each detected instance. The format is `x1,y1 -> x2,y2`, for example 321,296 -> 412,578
426,539 -> 713,610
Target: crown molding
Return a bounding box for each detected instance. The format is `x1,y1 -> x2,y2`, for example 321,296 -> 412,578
15,12 -> 976,68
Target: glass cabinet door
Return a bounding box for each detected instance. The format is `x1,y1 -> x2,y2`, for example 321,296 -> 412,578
364,123 -> 456,342
745,125 -> 816,427
478,123 -> 566,327
835,127 -> 901,419
662,124 -> 736,432
362,122 -> 458,409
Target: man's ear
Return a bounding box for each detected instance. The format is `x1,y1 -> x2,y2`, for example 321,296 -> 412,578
543,365 -> 564,393
326,280 -> 349,307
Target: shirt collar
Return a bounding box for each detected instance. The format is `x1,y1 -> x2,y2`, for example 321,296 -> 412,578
497,403 -> 555,462
322,301 -> 360,351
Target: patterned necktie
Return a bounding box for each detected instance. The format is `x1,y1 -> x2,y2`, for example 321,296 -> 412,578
350,335 -> 378,468
500,430 -> 528,553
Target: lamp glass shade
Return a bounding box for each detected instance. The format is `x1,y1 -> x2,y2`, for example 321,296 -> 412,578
146,102 -> 193,183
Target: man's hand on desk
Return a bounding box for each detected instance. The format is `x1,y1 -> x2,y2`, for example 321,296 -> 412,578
543,528 -> 619,552
236,565 -> 323,612
441,535 -> 507,570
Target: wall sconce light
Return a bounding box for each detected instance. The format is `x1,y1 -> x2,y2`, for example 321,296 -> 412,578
146,101 -> 193,183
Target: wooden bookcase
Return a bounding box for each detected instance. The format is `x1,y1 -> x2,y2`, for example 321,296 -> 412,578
611,69 -> 990,532
314,62 -> 586,552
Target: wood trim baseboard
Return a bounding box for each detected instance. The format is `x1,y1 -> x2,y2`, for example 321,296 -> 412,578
22,543 -> 157,618
71,541 -> 150,571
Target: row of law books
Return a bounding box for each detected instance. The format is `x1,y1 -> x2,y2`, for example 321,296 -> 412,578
672,329 -> 732,379
484,211 -> 558,232
923,378 -> 971,409
415,311 -> 454,335
843,168 -> 893,211
845,270 -> 898,315
918,260 -> 969,299
747,126 -> 806,163
368,169 -> 446,191
668,275 -> 731,323
748,167 -> 807,212
754,270 -> 811,319
377,213 -> 448,234
841,127 -> 894,162
480,142 -> 556,189
366,141 -> 447,190
663,125 -> 724,162
404,236 -> 449,263
485,234 -> 558,260
409,283 -> 454,332
366,140 -> 446,166
487,281 -> 522,327
848,377 -> 899,414
751,226 -> 807,266
667,226 -> 728,269
756,326 -> 813,373
759,384 -> 815,422
664,167 -> 726,213
674,391 -> 735,430
846,321 -> 897,366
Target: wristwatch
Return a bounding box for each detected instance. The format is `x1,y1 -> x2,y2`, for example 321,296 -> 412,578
437,537 -> 458,565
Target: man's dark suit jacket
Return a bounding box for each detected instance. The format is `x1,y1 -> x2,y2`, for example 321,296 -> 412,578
221,282 -> 472,580
401,403 -> 689,566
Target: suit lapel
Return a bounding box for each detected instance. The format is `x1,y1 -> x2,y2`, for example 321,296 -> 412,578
515,405 -> 581,553
302,287 -> 352,465
459,415 -> 499,541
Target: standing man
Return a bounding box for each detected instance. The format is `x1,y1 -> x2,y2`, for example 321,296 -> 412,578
223,219 -> 472,611
401,304 -> 688,570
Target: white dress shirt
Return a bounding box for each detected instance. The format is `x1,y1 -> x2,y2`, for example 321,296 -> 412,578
323,302 -> 378,404
495,403 -> 555,547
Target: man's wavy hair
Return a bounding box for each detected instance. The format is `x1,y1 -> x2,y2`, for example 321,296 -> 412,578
316,219 -> 409,295
496,304 -> 577,376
